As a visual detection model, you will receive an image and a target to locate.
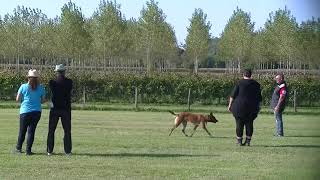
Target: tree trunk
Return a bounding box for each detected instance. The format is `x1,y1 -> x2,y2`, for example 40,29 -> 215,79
194,56 -> 198,74
237,57 -> 241,73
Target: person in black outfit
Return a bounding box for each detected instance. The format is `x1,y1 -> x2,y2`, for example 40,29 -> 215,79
228,69 -> 262,146
47,64 -> 73,156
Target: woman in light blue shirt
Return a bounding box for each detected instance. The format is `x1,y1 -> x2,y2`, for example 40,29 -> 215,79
15,69 -> 46,155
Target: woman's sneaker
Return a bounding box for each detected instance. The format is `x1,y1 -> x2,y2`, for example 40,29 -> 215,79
26,151 -> 34,156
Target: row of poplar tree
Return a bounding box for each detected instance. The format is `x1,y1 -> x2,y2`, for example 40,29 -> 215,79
0,0 -> 319,73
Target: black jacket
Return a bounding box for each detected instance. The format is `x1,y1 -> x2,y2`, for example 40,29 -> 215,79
231,79 -> 262,118
49,76 -> 73,111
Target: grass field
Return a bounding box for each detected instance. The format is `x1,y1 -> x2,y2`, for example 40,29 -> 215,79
0,108 -> 319,179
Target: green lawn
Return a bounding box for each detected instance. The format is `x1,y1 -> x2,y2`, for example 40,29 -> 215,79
0,108 -> 319,179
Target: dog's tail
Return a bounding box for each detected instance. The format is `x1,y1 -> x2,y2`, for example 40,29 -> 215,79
168,110 -> 178,116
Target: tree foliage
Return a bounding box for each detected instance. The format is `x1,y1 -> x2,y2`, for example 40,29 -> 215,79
218,7 -> 254,71
58,1 -> 91,60
138,0 -> 177,72
185,8 -> 211,73
0,2 -> 319,72
263,7 -> 299,66
298,17 -> 320,68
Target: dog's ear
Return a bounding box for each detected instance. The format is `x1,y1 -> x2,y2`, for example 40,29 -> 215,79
210,112 -> 213,116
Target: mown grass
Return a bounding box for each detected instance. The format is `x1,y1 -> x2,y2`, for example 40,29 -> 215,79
0,108 -> 319,179
1,101 -> 320,115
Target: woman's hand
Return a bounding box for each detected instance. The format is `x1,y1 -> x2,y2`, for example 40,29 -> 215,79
228,97 -> 233,112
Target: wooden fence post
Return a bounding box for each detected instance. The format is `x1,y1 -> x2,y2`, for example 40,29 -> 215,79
187,88 -> 191,111
294,90 -> 297,112
135,86 -> 138,110
82,86 -> 86,106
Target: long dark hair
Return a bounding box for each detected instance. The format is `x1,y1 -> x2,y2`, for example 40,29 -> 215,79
28,77 -> 39,90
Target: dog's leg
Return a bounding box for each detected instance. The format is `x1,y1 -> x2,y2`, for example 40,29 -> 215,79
169,125 -> 176,136
202,122 -> 213,137
189,125 -> 199,137
181,120 -> 188,137
169,117 -> 181,136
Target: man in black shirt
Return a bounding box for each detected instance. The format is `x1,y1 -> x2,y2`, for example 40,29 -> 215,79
47,64 -> 73,155
228,69 -> 262,146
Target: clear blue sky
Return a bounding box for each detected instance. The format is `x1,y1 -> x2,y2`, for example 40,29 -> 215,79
1,0 -> 319,44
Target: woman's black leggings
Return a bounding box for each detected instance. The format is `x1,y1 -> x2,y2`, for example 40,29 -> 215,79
235,114 -> 256,137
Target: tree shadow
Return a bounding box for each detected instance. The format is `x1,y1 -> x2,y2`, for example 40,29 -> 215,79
256,145 -> 320,148
285,135 -> 320,138
70,152 -> 218,158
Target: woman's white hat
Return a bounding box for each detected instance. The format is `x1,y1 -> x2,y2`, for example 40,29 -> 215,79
27,69 -> 39,78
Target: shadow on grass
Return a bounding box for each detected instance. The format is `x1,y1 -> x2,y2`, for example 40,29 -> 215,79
256,145 -> 320,148
210,136 -> 233,139
8,152 -> 216,157
285,135 -> 320,138
71,152 -> 218,158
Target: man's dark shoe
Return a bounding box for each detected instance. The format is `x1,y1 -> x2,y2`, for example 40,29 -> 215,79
14,148 -> 22,154
274,134 -> 284,137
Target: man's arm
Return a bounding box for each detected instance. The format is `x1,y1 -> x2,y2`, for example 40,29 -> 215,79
41,85 -> 47,104
275,87 -> 286,112
274,95 -> 285,112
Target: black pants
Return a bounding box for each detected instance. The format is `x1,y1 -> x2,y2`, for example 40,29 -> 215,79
47,109 -> 72,154
16,111 -> 41,153
235,114 -> 257,138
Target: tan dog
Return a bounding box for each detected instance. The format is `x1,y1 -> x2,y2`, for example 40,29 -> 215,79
168,110 -> 218,137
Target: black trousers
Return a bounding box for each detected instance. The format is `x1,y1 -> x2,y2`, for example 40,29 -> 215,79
16,111 -> 41,153
235,114 -> 257,138
47,109 -> 72,154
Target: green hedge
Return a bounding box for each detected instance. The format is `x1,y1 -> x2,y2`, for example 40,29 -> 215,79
0,71 -> 319,107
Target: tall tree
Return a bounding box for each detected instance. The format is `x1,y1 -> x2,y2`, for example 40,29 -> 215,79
249,29 -> 269,69
0,16 -> 4,61
218,7 -> 254,72
185,8 -> 211,74
91,0 -> 127,68
263,7 -> 299,70
38,18 -> 60,64
298,17 -> 320,69
139,0 -> 177,72
1,6 -> 35,71
207,37 -> 221,68
58,1 -> 91,65
124,18 -> 143,67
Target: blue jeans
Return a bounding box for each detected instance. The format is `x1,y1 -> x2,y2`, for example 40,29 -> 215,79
16,111 -> 41,153
274,111 -> 284,136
